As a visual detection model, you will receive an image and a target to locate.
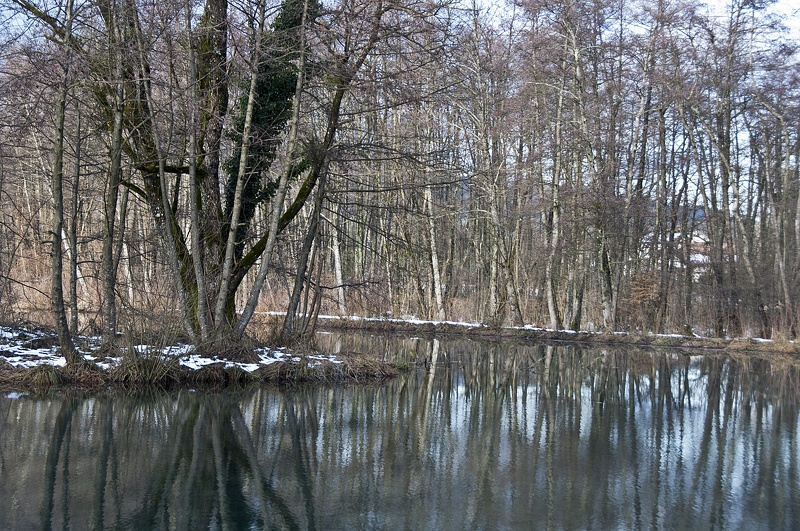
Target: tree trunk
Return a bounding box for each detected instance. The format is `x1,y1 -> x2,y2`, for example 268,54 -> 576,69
185,0 -> 210,339
51,0 -> 78,364
425,185 -> 445,321
68,111 -> 80,335
331,208 -> 347,315
101,73 -> 124,345
599,233 -> 615,330
283,176 -> 325,340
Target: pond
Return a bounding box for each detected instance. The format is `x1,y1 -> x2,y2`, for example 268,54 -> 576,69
1,333 -> 798,530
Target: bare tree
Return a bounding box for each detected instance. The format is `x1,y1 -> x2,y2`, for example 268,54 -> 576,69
50,0 -> 80,362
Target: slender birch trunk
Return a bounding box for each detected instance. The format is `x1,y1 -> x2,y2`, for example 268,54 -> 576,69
331,208 -> 347,315
51,0 -> 79,364
68,110 -> 80,335
425,185 -> 445,321
102,64 -> 124,345
546,79 -> 565,331
185,0 -> 210,339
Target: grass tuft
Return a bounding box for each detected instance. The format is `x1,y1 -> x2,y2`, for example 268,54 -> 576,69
188,363 -> 259,387
24,364 -> 65,387
189,363 -> 229,385
192,337 -> 260,364
110,354 -> 182,387
64,360 -> 106,387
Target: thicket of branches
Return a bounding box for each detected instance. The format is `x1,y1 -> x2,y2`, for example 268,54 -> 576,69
1,0 -> 798,358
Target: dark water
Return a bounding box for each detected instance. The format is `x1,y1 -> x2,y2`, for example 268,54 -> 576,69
1,334 -> 799,530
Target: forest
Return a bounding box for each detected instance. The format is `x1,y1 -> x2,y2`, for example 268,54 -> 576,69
1,0 -> 799,359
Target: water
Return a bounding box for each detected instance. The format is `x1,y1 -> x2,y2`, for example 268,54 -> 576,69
1,333 -> 798,530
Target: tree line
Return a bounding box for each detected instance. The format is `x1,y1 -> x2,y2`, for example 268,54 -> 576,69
0,0 -> 798,358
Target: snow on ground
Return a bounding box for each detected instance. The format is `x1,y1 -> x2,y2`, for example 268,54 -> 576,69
0,326 -> 342,373
1,317 -> 784,374
310,313 -> 789,344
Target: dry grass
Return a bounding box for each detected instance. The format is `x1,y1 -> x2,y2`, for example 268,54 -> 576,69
0,360 -> 106,390
191,337 -> 260,363
0,361 -> 30,387
187,363 -> 259,387
24,364 -> 66,387
109,355 -> 183,387
63,361 -> 106,387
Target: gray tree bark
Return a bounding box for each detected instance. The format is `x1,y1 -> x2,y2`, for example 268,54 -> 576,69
51,0 -> 79,364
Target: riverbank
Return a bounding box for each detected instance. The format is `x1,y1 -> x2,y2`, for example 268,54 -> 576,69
0,325 -> 398,392
313,315 -> 800,355
2,317 -> 797,392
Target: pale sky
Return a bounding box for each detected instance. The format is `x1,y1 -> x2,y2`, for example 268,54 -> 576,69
706,0 -> 800,40
767,1 -> 799,39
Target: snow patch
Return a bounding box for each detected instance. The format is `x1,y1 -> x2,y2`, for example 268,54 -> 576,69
0,325 -> 343,374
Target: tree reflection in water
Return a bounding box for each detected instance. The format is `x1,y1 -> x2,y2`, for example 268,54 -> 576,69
1,336 -> 798,529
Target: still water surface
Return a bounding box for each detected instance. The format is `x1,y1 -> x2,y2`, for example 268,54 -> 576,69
1,333 -> 799,530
